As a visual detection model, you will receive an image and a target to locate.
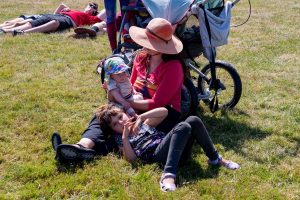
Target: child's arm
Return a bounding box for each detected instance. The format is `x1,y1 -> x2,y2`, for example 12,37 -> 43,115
122,119 -> 138,162
54,3 -> 70,14
132,107 -> 168,134
109,89 -> 131,110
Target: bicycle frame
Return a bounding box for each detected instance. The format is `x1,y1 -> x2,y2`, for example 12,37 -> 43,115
188,0 -> 243,112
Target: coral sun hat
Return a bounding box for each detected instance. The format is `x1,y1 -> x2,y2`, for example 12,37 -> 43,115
129,18 -> 183,54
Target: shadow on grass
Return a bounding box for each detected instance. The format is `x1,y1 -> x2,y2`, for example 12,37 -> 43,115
68,33 -> 97,39
197,108 -> 271,153
55,157 -> 96,173
53,107 -> 270,182
170,107 -> 271,184
176,158 -> 223,187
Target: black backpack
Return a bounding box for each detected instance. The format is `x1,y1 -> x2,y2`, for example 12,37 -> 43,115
176,24 -> 203,59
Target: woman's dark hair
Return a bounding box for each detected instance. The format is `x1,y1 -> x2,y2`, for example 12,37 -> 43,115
162,53 -> 188,78
135,50 -> 188,78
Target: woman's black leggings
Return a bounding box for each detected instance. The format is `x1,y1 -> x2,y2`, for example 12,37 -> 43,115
152,116 -> 219,175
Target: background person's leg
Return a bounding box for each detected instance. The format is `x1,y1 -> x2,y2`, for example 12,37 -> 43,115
24,20 -> 59,33
2,19 -> 32,29
104,0 -> 117,51
2,21 -> 33,32
0,17 -> 24,28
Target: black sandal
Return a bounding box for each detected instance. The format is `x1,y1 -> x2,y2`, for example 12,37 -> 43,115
0,29 -> 6,35
51,132 -> 62,151
56,144 -> 96,162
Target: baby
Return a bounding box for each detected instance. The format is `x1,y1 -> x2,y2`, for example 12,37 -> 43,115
103,57 -> 143,116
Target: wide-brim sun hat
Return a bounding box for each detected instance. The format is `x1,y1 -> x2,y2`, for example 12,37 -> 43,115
103,57 -> 129,75
129,18 -> 183,54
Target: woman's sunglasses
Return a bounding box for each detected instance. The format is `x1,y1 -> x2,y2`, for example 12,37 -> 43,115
89,3 -> 97,10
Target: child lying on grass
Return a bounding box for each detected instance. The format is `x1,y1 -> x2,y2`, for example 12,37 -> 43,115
95,104 -> 240,192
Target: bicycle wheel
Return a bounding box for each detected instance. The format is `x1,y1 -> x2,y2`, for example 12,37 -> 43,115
181,78 -> 199,119
198,61 -> 242,109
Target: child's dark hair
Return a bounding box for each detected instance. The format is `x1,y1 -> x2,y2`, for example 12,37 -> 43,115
95,104 -> 123,133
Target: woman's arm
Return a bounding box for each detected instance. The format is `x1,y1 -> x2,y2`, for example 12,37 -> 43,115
130,99 -> 150,111
54,3 -> 69,14
109,89 -> 131,110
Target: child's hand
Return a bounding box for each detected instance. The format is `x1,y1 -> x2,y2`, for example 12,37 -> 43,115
122,117 -> 135,138
134,91 -> 143,96
132,116 -> 143,135
102,81 -> 108,90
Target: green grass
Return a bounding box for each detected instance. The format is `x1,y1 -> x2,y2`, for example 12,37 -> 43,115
0,0 -> 299,199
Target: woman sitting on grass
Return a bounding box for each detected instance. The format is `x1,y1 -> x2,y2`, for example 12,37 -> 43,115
52,17 -> 186,161
96,104 -> 240,192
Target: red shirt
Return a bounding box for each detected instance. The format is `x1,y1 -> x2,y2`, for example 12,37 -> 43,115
130,54 -> 183,112
60,10 -> 101,26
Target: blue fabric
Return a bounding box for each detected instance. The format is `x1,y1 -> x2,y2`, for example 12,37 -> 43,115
191,1 -> 232,61
141,0 -> 194,24
104,0 -> 130,24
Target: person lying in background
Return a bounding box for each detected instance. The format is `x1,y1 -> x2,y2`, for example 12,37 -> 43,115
1,2 -> 105,36
73,1 -> 151,39
0,15 -> 41,32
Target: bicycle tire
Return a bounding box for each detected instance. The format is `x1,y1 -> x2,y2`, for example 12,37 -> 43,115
198,61 -> 242,109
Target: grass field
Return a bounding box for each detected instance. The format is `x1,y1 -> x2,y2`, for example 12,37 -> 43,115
0,0 -> 299,199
